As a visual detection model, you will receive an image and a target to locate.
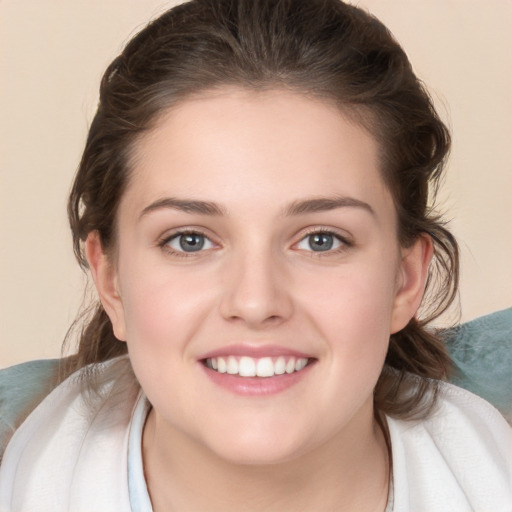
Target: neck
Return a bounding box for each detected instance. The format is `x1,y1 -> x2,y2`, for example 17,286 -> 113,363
142,404 -> 390,512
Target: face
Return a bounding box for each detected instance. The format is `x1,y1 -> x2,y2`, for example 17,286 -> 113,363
90,88 -> 429,465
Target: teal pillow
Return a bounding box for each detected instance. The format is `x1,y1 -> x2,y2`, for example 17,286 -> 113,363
0,358 -> 60,460
445,307 -> 512,422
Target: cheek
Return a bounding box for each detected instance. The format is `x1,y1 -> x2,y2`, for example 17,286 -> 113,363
296,257 -> 399,361
118,261 -> 218,354
302,259 -> 398,324
118,264 -> 220,405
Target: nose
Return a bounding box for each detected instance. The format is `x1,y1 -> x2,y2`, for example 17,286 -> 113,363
219,247 -> 294,329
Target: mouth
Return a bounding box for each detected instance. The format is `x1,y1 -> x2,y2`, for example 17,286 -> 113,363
203,355 -> 312,378
199,346 -> 316,395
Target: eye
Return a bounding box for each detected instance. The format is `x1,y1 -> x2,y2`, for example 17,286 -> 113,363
164,232 -> 215,253
296,231 -> 345,252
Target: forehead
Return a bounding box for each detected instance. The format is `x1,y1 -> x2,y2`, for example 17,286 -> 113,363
122,88 -> 393,222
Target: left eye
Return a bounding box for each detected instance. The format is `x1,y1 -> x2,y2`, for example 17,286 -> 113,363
166,232 -> 215,253
296,232 -> 343,252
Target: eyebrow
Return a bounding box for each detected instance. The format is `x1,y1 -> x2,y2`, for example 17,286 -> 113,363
283,196 -> 375,217
139,195 -> 374,219
139,197 -> 226,218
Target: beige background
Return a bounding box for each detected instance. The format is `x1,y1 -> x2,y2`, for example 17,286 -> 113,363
1,0 -> 511,368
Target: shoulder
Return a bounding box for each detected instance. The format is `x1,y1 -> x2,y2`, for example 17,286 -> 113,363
0,359 -> 61,460
388,381 -> 512,511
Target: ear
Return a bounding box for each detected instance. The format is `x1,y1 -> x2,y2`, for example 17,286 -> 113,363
85,231 -> 127,341
390,234 -> 433,334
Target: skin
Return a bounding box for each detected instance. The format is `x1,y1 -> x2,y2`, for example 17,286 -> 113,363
87,88 -> 432,511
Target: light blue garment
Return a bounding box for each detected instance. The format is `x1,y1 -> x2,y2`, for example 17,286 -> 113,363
128,394 -> 153,511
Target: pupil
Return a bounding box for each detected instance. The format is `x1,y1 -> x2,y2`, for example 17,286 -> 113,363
179,233 -> 205,252
309,233 -> 333,251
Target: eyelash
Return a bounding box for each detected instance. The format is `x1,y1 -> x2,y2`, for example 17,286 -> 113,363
158,229 -> 216,258
157,227 -> 353,258
294,227 -> 353,257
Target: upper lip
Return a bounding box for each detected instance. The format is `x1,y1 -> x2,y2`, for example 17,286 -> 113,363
198,344 -> 314,360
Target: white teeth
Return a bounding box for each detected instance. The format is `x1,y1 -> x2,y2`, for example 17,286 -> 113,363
256,357 -> 274,377
238,356 -> 256,377
295,358 -> 308,371
285,358 -> 295,374
217,357 -> 227,373
227,356 -> 238,374
205,355 -> 310,378
274,356 -> 286,375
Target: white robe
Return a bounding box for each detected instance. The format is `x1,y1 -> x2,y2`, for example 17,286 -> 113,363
0,357 -> 511,511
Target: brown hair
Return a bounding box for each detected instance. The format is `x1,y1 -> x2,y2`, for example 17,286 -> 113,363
66,0 -> 459,418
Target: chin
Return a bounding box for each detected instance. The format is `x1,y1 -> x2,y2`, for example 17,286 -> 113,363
199,422 -> 315,466
212,442 -> 305,466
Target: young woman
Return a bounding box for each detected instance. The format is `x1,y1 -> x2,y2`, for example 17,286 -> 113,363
1,1 -> 511,510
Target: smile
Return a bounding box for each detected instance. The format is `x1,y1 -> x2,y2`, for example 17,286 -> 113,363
204,356 -> 310,378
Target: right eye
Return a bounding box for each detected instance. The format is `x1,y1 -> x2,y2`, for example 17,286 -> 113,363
163,231 -> 215,253
296,232 -> 341,252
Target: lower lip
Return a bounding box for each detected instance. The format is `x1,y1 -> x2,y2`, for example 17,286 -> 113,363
200,362 -> 314,396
